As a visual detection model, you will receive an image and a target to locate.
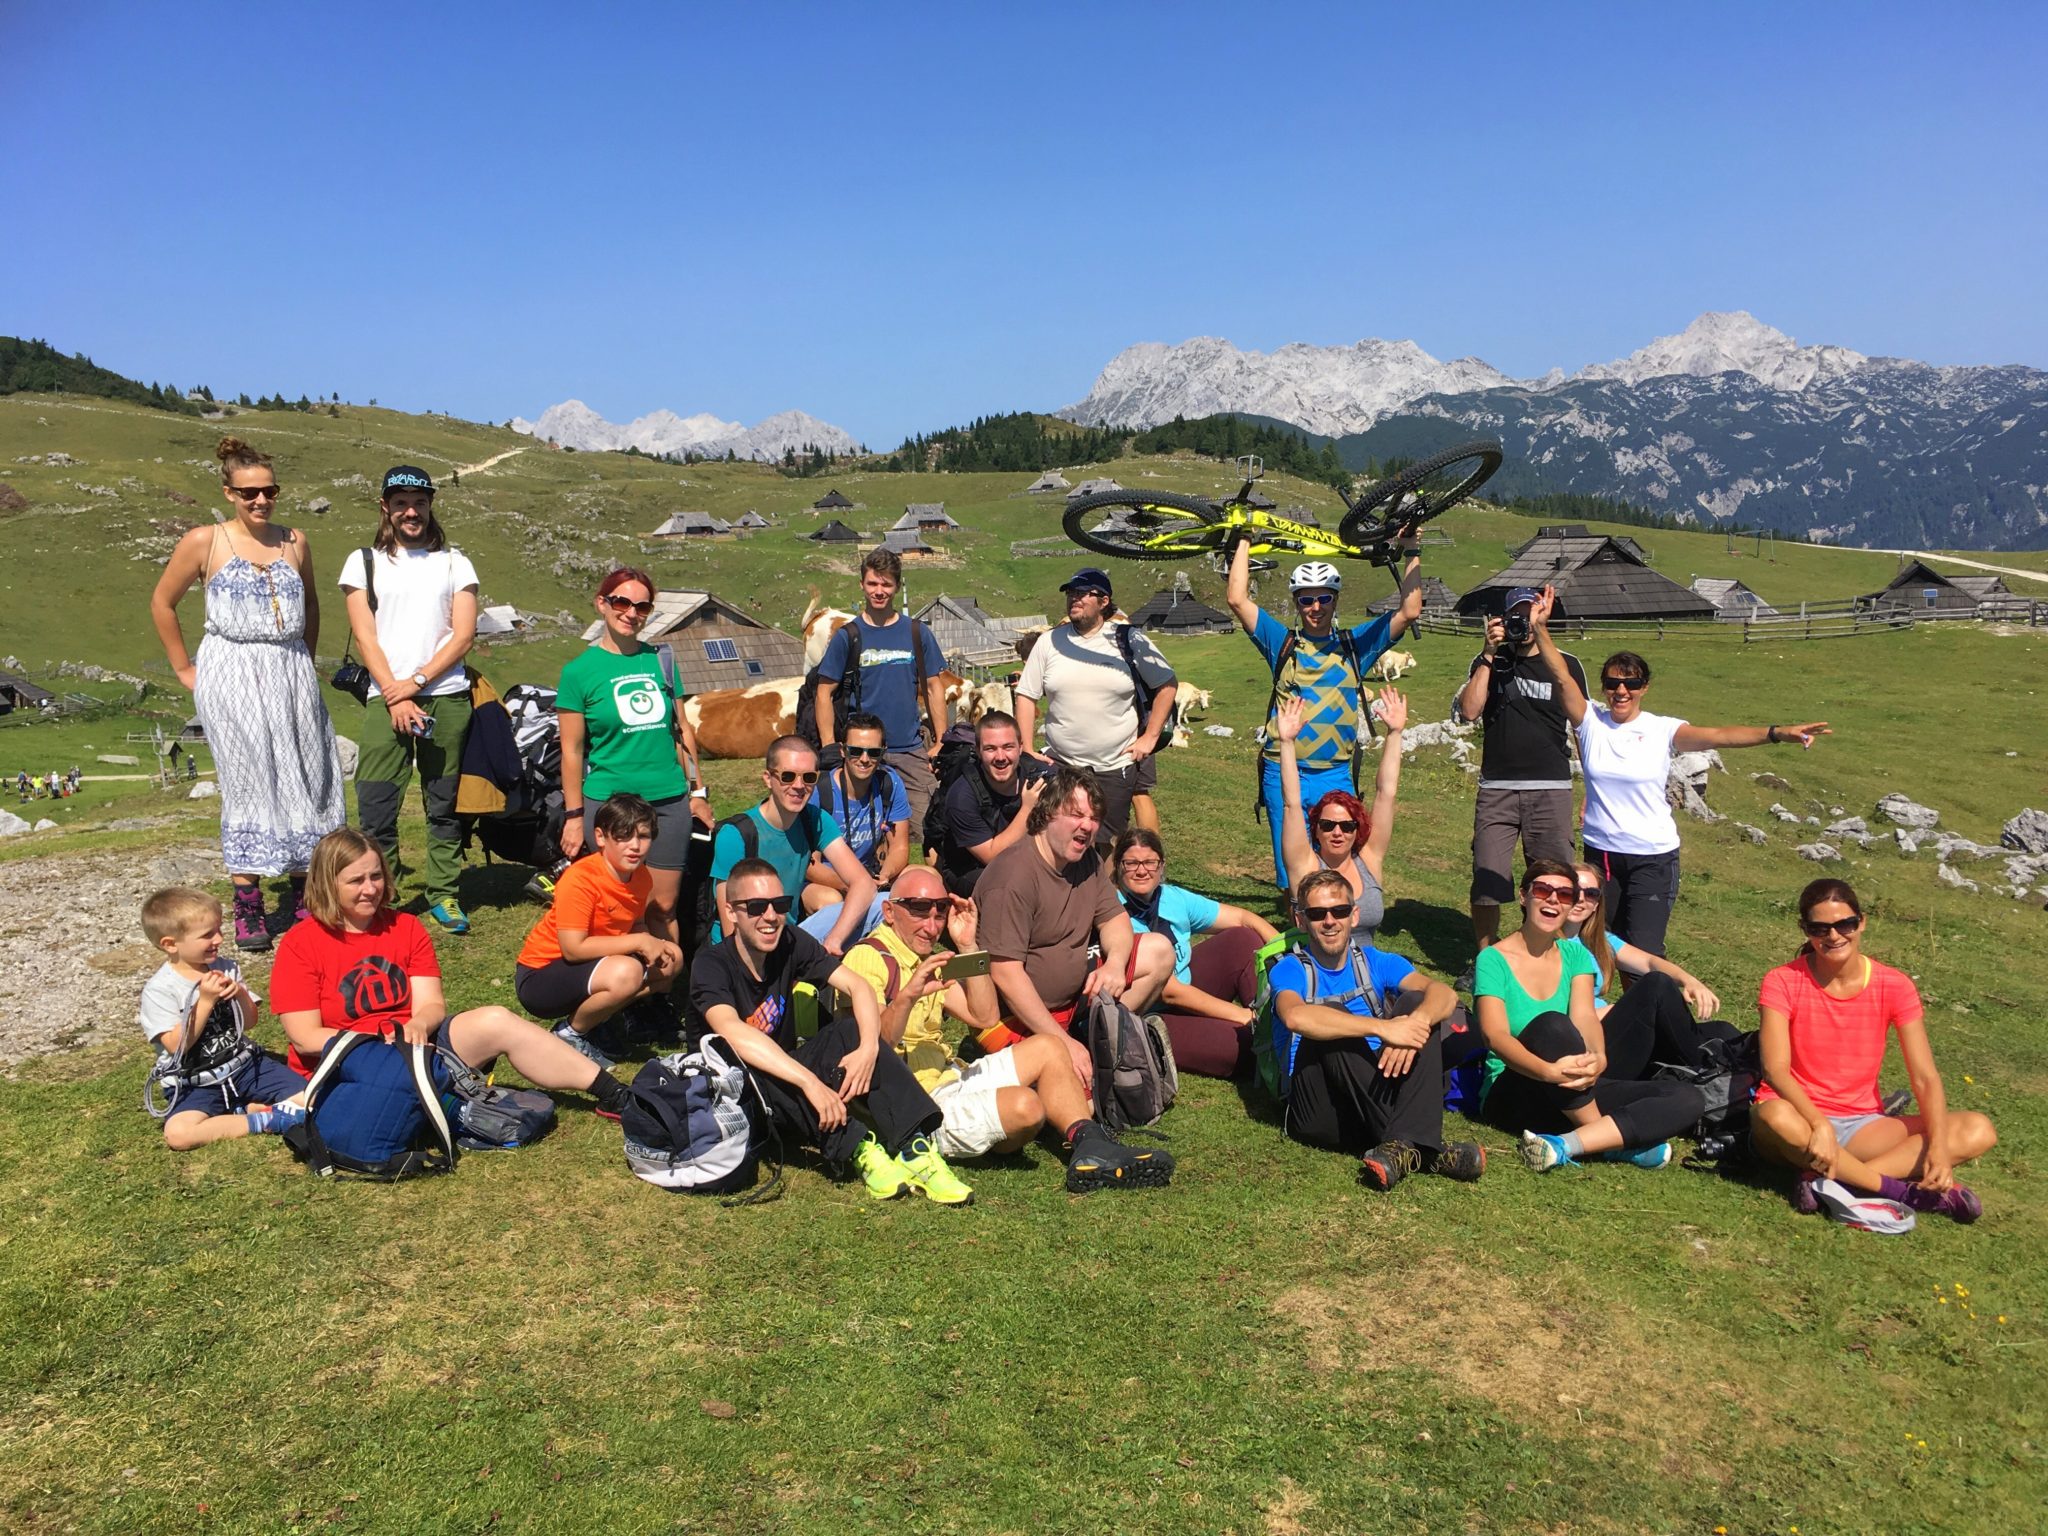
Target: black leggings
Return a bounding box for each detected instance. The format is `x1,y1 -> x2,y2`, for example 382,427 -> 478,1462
1584,844 -> 1679,956
1599,970 -> 1730,1076
1482,1008 -> 1705,1148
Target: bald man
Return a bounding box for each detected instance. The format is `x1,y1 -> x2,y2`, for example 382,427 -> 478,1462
842,865 -> 1171,1192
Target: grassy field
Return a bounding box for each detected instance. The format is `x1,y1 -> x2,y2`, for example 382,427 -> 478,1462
2,395 -> 2046,1533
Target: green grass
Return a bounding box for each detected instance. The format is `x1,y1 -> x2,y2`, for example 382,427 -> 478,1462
3,395 -> 2047,1533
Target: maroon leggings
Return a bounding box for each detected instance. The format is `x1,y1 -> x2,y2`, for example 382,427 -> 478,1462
1157,926 -> 1264,1079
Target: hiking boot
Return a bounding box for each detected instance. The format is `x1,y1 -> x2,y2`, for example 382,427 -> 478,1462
1519,1130 -> 1577,1173
852,1136 -> 908,1199
231,887 -> 270,951
275,879 -> 307,931
1791,1173 -> 1823,1215
428,900 -> 470,935
1359,1141 -> 1421,1191
1879,1087 -> 1915,1117
1424,1140 -> 1487,1182
895,1134 -> 973,1205
1902,1180 -> 1983,1224
1065,1126 -> 1173,1193
1601,1141 -> 1674,1170
523,871 -> 558,904
553,1022 -> 616,1070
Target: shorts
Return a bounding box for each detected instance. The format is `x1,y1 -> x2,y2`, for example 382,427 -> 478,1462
1471,785 -> 1576,905
583,793 -> 694,871
515,958 -> 606,1021
1828,1111 -> 1887,1148
160,1051 -> 308,1123
929,1047 -> 1023,1159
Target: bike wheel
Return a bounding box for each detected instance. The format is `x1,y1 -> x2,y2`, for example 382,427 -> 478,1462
1337,439 -> 1503,544
1062,490 -> 1222,561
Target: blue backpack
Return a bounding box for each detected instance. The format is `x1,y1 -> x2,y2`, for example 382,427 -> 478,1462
284,1032 -> 459,1180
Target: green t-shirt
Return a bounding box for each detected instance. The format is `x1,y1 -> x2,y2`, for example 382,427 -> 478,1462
557,644 -> 688,803
1472,937 -> 1599,1098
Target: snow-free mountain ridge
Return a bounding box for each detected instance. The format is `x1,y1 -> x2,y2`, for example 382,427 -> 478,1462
513,400 -> 860,461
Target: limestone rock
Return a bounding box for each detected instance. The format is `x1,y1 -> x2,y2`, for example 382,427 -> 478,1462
188,781 -> 217,799
2003,853 -> 2048,887
0,810 -> 30,838
1751,771 -> 1793,792
32,818 -> 57,832
1399,719 -> 1477,754
1795,842 -> 1840,862
1805,816 -> 1822,827
336,737 -> 360,778
1203,725 -> 1234,738
306,496 -> 332,515
1895,829 -> 1922,855
1769,803 -> 1802,824
97,754 -> 140,766
1934,833 -> 2003,862
1936,863 -> 1979,893
1824,816 -> 1868,838
1668,749 -> 1726,792
2001,808 -> 2048,855
1875,793 -> 1940,830
1670,777 -> 1724,825
1733,822 -> 1768,845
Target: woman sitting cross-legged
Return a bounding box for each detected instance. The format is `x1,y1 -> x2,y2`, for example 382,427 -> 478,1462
271,827 -> 635,1119
1751,878 -> 1994,1223
1563,859 -> 1729,1067
1473,859 -> 1707,1172
1112,828 -> 1280,1079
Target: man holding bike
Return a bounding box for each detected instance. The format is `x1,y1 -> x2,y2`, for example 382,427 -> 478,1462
1227,531 -> 1425,889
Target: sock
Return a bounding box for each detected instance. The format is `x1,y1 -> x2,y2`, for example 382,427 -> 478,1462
1065,1118 -> 1097,1145
589,1072 -> 629,1113
1877,1174 -> 1917,1203
1558,1130 -> 1588,1157
245,1105 -> 292,1135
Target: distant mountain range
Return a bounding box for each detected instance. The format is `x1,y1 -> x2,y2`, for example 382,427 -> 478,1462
1062,313 -> 2048,550
512,399 -> 860,462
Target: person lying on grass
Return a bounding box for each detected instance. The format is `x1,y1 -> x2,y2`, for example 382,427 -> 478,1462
847,865 -> 1171,1193
137,885 -> 308,1148
1751,877 -> 1995,1223
688,859 -> 973,1205
1268,867 -> 1485,1192
271,827 -> 635,1120
513,793 -> 684,1069
1473,860 -> 1707,1174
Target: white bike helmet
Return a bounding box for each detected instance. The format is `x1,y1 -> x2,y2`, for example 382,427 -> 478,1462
1289,561 -> 1343,594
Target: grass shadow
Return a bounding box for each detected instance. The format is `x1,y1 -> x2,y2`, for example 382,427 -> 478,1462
1379,898 -> 1476,977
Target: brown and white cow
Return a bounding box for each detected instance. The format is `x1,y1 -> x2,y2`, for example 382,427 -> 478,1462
684,668 -> 978,760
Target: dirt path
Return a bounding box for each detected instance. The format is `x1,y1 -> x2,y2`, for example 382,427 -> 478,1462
1880,549 -> 2048,585
450,446 -> 529,478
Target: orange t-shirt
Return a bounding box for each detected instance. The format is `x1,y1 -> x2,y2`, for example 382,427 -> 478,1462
516,854 -> 652,970
1754,955 -> 1923,1116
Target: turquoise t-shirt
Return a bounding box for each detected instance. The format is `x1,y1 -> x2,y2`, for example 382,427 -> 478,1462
1473,937 -> 1600,1098
557,644 -> 688,803
708,805 -> 846,942
1121,882 -> 1222,985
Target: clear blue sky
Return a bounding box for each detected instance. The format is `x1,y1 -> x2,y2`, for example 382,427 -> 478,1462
7,1 -> 2044,445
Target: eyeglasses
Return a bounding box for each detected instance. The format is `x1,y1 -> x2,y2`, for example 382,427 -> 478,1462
734,895 -> 794,918
1118,859 -> 1162,875
1800,915 -> 1863,938
772,769 -> 820,787
1600,675 -> 1647,693
844,745 -> 885,760
227,484 -> 280,502
1302,902 -> 1355,922
602,596 -> 655,616
1527,880 -> 1577,901
1295,592 -> 1336,609
891,896 -> 949,918
1574,884 -> 1602,900
1314,818 -> 1357,834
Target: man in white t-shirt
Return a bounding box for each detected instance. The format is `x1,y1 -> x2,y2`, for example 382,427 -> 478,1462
1014,567 -> 1177,841
338,465 -> 481,932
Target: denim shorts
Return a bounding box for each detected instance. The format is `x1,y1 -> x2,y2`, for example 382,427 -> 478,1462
160,1052 -> 309,1122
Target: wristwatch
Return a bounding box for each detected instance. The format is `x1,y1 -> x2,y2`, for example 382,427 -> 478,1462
411,671 -> 429,689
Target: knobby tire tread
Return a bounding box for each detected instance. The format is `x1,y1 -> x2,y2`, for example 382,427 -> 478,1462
1337,439 -> 1503,544
1063,489 -> 1221,561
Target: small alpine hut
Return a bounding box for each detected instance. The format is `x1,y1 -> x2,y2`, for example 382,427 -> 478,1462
1126,586 -> 1235,636
811,489 -> 855,512
1457,526 -> 1714,622
1368,575 -> 1460,616
0,670 -> 55,715
649,510 -> 733,538
1689,577 -> 1779,621
896,503 -> 960,535
1067,477 -> 1124,502
581,590 -> 804,693
808,519 -> 862,544
734,510 -> 771,530
912,595 -> 1029,667
1022,470 -> 1072,494
879,527 -> 935,558
1860,559 -> 2012,618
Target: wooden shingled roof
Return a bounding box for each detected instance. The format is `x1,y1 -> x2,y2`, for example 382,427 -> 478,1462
1457,532 -> 1716,620
812,489 -> 854,509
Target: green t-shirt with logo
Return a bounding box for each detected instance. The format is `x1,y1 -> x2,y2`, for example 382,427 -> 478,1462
557,645 -> 688,803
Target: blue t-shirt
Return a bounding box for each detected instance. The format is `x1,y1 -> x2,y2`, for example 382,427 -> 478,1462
1267,942 -> 1416,1079
708,804 -> 845,941
1121,882 -> 1222,985
1249,608 -> 1395,773
812,766 -> 909,874
818,615 -> 948,753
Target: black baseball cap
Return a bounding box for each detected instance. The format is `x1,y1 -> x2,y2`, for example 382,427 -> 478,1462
381,465 -> 435,497
1061,566 -> 1114,597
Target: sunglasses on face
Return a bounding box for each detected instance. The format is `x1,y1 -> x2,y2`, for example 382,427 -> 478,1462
1295,593 -> 1336,609
1303,902 -> 1355,922
1601,675 -> 1647,693
1800,915 -> 1864,938
734,895 -> 794,918
603,596 -> 655,616
891,896 -> 949,918
227,484 -> 280,502
1315,818 -> 1357,834
1527,880 -> 1576,901
844,744 -> 885,760
772,769 -> 820,787
1574,884 -> 1602,901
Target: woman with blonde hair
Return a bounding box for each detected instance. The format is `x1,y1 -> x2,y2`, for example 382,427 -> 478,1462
149,437 -> 345,948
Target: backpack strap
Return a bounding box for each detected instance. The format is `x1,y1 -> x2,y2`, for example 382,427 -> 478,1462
359,547 -> 378,614
910,616 -> 933,744
1334,626 -> 1372,790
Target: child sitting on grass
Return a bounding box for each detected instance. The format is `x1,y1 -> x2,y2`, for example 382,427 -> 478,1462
139,886 -> 308,1149
514,793 -> 684,1068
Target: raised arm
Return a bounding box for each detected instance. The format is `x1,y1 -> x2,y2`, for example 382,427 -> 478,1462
1225,533 -> 1262,632
1274,696 -> 1315,888
1528,586 -> 1587,725
1383,527 -> 1425,641
1360,686 -> 1406,875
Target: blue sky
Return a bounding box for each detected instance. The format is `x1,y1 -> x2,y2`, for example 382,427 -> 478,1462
6,1 -> 2044,445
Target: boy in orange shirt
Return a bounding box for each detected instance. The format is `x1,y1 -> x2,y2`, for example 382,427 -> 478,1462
515,794 -> 683,1067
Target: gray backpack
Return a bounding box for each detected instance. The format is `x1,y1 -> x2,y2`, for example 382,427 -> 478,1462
1083,993 -> 1179,1134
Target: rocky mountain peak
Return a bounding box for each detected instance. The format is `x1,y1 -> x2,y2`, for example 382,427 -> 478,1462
1575,310 -> 1868,391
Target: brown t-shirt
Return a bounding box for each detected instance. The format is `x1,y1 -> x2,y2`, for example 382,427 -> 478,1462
977,837 -> 1122,1012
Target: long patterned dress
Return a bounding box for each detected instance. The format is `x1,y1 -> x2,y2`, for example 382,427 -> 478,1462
193,552 -> 346,874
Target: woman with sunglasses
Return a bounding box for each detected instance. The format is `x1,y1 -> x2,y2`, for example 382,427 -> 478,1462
1751,878 -> 1994,1222
1112,828 -> 1281,1077
1474,860 -> 1708,1172
1272,689 -> 1406,943
149,436 -> 345,948
557,567 -> 709,948
1529,586 -> 1829,955
1563,863 -> 1727,1066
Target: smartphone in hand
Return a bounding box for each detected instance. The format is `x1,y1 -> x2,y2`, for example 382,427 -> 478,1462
938,949 -> 992,983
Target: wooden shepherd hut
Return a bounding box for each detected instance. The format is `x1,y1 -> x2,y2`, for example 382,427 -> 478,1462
580,590 -> 804,693
1457,528 -> 1714,621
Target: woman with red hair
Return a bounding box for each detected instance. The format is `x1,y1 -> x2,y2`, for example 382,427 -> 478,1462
1273,689 -> 1405,942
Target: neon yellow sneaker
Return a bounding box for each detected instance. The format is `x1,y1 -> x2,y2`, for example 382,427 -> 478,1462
894,1133 -> 973,1206
853,1135 -> 908,1200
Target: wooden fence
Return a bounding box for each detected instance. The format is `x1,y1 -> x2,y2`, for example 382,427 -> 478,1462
1416,601 -> 1919,644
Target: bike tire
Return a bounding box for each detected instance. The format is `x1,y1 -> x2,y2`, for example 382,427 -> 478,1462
1337,439 -> 1503,544
1062,490 -> 1221,562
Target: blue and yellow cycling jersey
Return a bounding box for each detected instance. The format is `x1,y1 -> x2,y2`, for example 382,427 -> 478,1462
1248,608 -> 1395,772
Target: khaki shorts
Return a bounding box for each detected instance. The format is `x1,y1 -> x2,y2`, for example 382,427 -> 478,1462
1471,785 -> 1576,905
929,1047 -> 1023,1159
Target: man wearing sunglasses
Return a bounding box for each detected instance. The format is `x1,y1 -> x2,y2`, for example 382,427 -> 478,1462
804,712 -> 910,914
1227,528 -> 1425,887
689,859 -> 972,1205
338,465 -> 480,933
1455,585 -> 1587,951
1268,868 -> 1484,1191
709,736 -> 880,955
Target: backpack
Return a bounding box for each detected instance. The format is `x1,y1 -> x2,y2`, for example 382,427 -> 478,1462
1252,627 -> 1367,824
1083,992 -> 1178,1134
1110,622 -> 1181,742
686,806 -> 826,953
462,680 -> 568,873
436,1047 -> 556,1150
283,1032 -> 458,1180
921,721 -> 991,872
816,763 -> 903,878
1653,1028 -> 1762,1161
1252,935 -> 1386,1102
621,1036 -> 780,1202
794,616 -> 932,750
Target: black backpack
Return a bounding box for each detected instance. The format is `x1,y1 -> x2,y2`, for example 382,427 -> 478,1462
1110,622 -> 1180,741
794,616 -> 933,750
685,805 -> 826,952
921,722 -> 994,877
1252,626 -> 1367,823
1653,1028 -> 1761,1161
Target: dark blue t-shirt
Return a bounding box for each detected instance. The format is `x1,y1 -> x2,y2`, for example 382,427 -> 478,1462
819,615 -> 947,753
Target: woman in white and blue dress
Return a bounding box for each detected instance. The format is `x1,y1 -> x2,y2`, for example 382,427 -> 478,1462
150,436 -> 346,950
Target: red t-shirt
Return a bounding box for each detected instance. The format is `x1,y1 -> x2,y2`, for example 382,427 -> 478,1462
517,853 -> 652,970
1755,955 -> 1922,1116
271,912 -> 441,1074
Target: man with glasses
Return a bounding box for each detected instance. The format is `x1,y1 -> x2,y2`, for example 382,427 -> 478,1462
338,465 -> 480,933
804,711 -> 910,915
689,859 -> 972,1205
1268,868 -> 1485,1191
847,866 -> 1166,1191
1014,567 -> 1177,842
709,736 -> 879,954
1454,585 -> 1587,951
1227,532 -> 1425,887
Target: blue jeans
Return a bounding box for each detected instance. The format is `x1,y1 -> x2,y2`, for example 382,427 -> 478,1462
1259,757 -> 1357,892
800,890 -> 887,945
